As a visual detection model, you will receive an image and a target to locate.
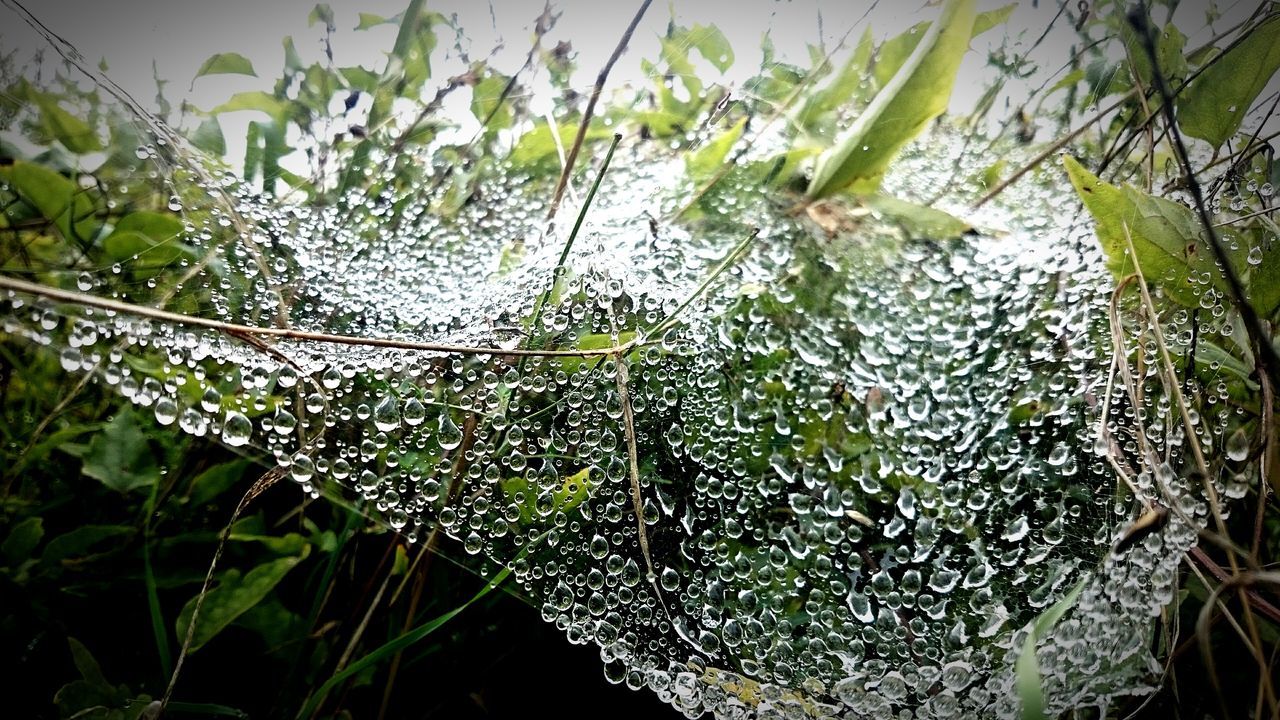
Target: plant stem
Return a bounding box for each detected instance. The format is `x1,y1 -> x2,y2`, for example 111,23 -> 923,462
526,133 -> 622,347
0,275 -> 629,358
546,0 -> 652,220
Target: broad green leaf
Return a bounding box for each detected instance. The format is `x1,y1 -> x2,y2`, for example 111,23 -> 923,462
102,210 -> 191,265
2,516 -> 44,565
972,3 -> 1017,37
67,637 -> 109,687
808,0 -> 977,198
510,122 -> 611,166
356,12 -> 399,30
233,599 -> 307,650
872,3 -> 1013,90
1120,18 -> 1188,88
682,23 -> 735,72
1016,581 -> 1085,720
686,116 -> 747,183
188,459 -> 251,507
210,91 -> 288,121
28,89 -> 102,153
175,552 -> 307,652
470,69 -> 512,132
1062,155 -> 1238,307
1247,236 -> 1280,317
308,3 -> 335,27
194,52 -> 257,79
339,66 -> 379,92
191,117 -> 226,156
796,27 -> 875,132
282,37 -> 304,73
1178,15 -> 1280,148
41,525 -> 133,565
79,410 -> 160,493
862,194 -> 973,238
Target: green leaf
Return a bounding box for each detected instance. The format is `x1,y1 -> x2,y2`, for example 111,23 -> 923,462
339,66 -> 380,92
2,516 -> 44,565
175,553 -> 306,652
808,0 -> 977,198
356,12 -> 399,30
796,27 -> 875,131
308,3 -> 335,27
41,525 -> 132,565
194,52 -> 257,79
28,88 -> 102,153
1178,15 -> 1280,148
1016,581 -> 1085,720
972,3 -> 1017,37
282,37 -> 304,73
79,410 -> 160,493
210,91 -> 288,121
187,459 -> 251,507
683,23 -> 734,72
470,69 -> 512,132
0,160 -> 98,243
511,122 -> 611,166
102,210 -> 191,265
1247,235 -> 1280,317
862,194 -> 973,238
297,566 -> 511,720
871,4 -> 1010,92
1062,155 -> 1237,307
67,637 -> 110,687
686,116 -> 747,183
191,117 -> 226,156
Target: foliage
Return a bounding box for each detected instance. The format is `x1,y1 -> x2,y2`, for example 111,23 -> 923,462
2,0 -> 1280,718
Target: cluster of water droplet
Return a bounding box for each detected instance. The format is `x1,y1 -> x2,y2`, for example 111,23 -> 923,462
3,50 -> 1264,720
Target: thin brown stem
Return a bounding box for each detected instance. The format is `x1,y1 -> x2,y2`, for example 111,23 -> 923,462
546,0 -> 652,221
0,275 -> 631,358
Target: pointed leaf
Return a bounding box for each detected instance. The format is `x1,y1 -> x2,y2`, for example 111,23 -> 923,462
2,516 -> 44,565
27,87 -> 101,153
0,161 -> 98,243
191,116 -> 226,156
194,52 -> 257,79
686,116 -> 747,183
1178,15 -> 1280,148
1016,581 -> 1085,720
79,410 -> 160,493
808,0 -> 977,198
862,194 -> 973,238
175,553 -> 306,652
1062,155 -> 1238,307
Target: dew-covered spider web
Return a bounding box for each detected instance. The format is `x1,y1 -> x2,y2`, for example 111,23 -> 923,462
1,1 -> 1268,717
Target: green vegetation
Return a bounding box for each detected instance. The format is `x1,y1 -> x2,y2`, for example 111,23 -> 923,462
2,1 -> 1280,718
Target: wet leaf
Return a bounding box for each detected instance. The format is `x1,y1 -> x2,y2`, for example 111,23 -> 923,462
28,89 -> 102,153
0,160 -> 99,242
686,116 -> 746,183
808,0 -> 977,198
102,210 -> 192,266
41,525 -> 133,565
2,516 -> 44,565
175,552 -> 307,652
1063,155 -> 1238,307
191,117 -> 226,156
1177,15 -> 1280,148
861,194 -> 973,238
77,410 -> 160,494
1016,581 -> 1085,720
194,52 -> 257,79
